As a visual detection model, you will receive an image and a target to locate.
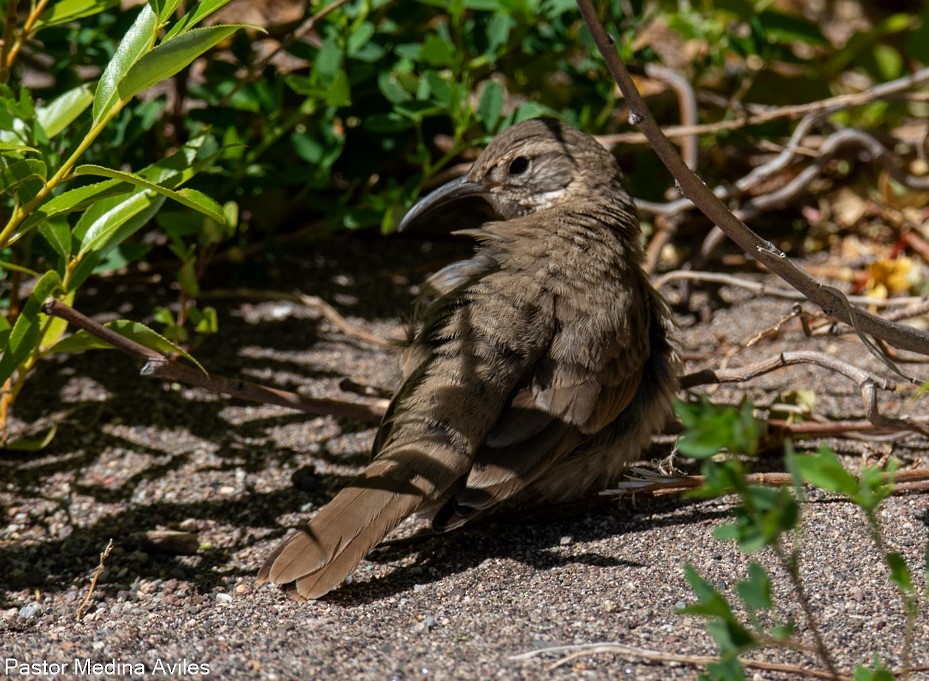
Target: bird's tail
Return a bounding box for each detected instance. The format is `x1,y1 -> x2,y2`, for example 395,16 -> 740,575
257,454 -> 448,599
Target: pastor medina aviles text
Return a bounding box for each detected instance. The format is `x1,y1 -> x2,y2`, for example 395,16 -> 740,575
3,658 -> 211,676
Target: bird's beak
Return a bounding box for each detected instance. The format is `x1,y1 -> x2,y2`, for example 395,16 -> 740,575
397,175 -> 492,233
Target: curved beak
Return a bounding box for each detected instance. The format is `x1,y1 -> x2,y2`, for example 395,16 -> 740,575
398,175 -> 490,233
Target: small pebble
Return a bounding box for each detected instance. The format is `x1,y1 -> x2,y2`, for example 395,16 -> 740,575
18,603 -> 41,620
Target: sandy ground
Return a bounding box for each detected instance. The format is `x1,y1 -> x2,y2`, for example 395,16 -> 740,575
2,236 -> 928,680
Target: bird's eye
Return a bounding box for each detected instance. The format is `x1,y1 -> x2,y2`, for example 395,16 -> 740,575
507,156 -> 530,176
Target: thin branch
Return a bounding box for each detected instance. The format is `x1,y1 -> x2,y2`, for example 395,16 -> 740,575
654,270 -> 929,309
199,287 -> 400,347
644,63 -> 698,170
679,350 -> 928,436
576,1 -> 929,371
605,468 -> 929,498
596,66 -> 929,146
41,299 -> 388,423
76,538 -> 113,621
511,641 -> 854,680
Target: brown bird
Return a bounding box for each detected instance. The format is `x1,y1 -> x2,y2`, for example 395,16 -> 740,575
257,118 -> 679,599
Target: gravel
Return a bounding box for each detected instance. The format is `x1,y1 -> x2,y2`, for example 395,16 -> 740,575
2,236 -> 927,679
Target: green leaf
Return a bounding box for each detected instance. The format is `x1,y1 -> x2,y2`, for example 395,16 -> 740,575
755,9 -> 827,46
485,13 -> 513,58
853,656 -> 896,681
736,563 -> 772,611
49,320 -> 205,373
704,655 -> 746,681
674,398 -> 762,459
680,565 -> 734,619
712,485 -> 798,552
74,165 -> 226,224
1,425 -> 57,452
793,447 -> 858,497
0,159 -> 47,194
886,552 -> 914,593
164,0 -> 235,39
478,80 -> 503,130
347,21 -> 376,56
75,190 -> 162,257
34,0 -> 120,28
148,0 -> 183,20
378,72 -> 412,105
189,306 -> 218,334
118,25 -> 253,105
18,180 -> 129,236
421,34 -> 456,66
313,36 -> 343,83
69,191 -> 165,288
705,618 -> 755,654
852,463 -> 895,513
94,4 -> 159,121
36,84 -> 94,138
325,69 -> 351,107
0,142 -> 39,154
0,271 -> 63,385
38,217 -> 72,261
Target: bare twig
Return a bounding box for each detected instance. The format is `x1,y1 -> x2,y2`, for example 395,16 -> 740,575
654,270 -> 929,309
679,350 -> 928,436
76,538 -> 113,621
576,1 -> 929,379
511,641 -> 854,679
199,287 -> 400,347
644,63 -> 699,170
596,66 -> 929,146
41,299 -> 389,423
605,468 -> 929,498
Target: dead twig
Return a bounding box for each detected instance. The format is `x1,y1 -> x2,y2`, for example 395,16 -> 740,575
199,287 -> 400,347
511,641 -> 858,680
679,349 -> 928,435
76,538 -> 113,621
644,63 -> 698,170
596,66 -> 929,147
41,298 -> 389,423
654,270 -> 929,309
605,467 -> 929,498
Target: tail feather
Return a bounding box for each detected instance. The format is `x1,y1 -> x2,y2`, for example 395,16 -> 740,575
258,458 -> 435,599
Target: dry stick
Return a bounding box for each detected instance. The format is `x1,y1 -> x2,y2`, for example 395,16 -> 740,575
606,468 -> 929,498
76,538 -> 113,621
636,108 -> 823,218
680,349 -> 928,435
655,270 -> 929,308
597,66 -> 929,146
198,287 -> 400,347
511,642 -> 858,680
644,63 -> 699,170
41,299 -> 388,423
576,4 -> 929,377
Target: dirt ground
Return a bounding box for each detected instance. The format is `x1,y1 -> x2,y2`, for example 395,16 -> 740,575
2,235 -> 928,680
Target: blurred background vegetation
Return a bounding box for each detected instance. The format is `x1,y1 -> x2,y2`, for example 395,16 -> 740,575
1,0 -> 928,439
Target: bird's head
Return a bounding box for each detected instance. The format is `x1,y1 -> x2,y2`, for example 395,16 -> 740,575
398,118 -> 630,232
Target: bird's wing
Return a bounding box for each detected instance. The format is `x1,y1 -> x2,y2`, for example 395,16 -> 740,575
433,290 -> 649,531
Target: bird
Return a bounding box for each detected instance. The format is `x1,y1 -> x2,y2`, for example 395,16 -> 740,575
257,117 -> 680,600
